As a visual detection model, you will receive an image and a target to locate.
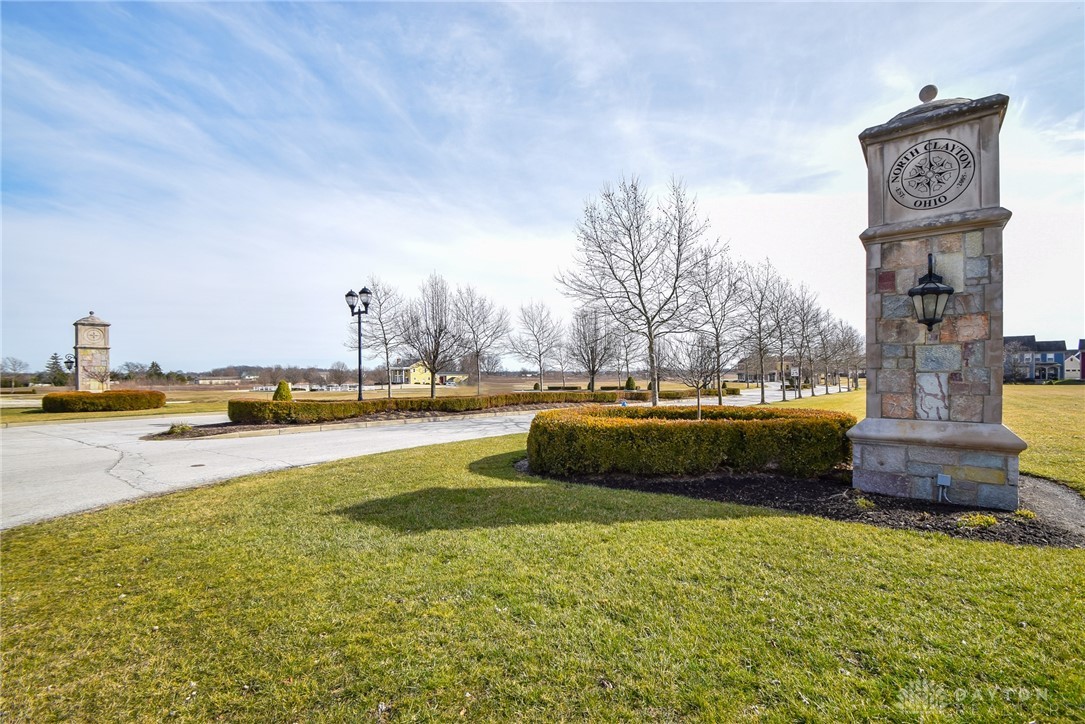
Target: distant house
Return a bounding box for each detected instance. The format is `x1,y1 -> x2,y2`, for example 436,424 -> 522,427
197,376 -> 243,386
387,360 -> 468,386
1003,336 -> 1076,382
388,360 -> 431,385
1063,339 -> 1084,381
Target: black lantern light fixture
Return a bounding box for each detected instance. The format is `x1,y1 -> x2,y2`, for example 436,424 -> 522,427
908,253 -> 955,331
63,354 -> 75,372
345,286 -> 372,401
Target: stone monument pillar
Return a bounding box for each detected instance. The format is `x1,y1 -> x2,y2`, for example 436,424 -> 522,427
847,88 -> 1026,510
73,311 -> 111,392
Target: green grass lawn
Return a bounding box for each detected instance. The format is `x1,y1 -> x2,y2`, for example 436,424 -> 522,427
774,384 -> 1085,495
2,436 -> 1083,721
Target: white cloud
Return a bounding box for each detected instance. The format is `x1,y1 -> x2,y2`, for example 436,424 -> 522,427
2,2 -> 1081,370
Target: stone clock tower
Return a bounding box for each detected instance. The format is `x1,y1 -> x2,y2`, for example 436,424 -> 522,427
847,88 -> 1026,510
73,311 -> 111,391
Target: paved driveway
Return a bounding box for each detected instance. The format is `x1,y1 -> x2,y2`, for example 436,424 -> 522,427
0,384 -> 849,529
1,412 -> 535,530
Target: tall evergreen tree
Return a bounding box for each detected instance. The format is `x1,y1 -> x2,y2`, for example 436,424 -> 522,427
44,353 -> 69,387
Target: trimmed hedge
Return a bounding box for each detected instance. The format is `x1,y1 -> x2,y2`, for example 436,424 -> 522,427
42,390 -> 167,413
228,391 -> 622,425
527,406 -> 856,478
619,388 -> 739,401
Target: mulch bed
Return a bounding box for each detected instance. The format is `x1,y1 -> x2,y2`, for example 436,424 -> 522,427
148,402 -> 593,440
526,463 -> 1084,549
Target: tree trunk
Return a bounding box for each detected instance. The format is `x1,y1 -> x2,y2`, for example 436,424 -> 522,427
779,341 -> 787,402
647,333 -> 659,406
385,350 -> 393,398
696,389 -> 702,420
716,369 -> 723,406
430,367 -> 437,399
476,354 -> 483,396
758,355 -> 767,404
795,360 -> 803,399
538,358 -> 544,392
588,373 -> 595,392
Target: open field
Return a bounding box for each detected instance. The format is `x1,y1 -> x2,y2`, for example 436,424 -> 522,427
774,384 -> 1085,495
2,435 -> 1082,720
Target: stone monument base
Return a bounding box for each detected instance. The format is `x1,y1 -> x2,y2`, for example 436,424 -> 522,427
849,418 -> 1026,510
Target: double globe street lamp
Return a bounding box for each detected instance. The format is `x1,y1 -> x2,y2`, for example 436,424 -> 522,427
345,287 -> 372,401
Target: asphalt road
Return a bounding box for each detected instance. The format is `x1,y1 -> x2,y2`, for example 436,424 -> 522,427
0,412 -> 535,530
0,384 -> 844,530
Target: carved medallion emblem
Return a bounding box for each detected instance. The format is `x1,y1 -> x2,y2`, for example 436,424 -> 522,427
888,138 -> 975,209
83,328 -> 104,344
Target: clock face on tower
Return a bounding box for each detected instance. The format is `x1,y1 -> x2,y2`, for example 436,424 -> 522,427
83,327 -> 104,344
888,138 -> 976,210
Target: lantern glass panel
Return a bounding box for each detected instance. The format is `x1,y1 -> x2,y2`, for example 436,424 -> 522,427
934,291 -> 950,321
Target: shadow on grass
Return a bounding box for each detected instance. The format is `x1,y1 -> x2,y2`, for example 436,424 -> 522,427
335,451 -> 771,532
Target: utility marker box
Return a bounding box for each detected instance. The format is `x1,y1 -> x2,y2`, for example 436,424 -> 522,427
847,88 -> 1026,510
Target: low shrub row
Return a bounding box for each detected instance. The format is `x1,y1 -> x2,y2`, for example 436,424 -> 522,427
228,391 -> 622,424
546,385 -> 582,391
620,387 -> 740,401
42,390 -> 167,413
527,406 -> 856,478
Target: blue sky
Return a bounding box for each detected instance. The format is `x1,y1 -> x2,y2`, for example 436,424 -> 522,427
3,2 -> 1082,371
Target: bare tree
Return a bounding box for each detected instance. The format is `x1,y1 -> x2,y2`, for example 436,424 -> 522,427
1,357 -> 29,389
814,314 -> 837,395
281,366 -> 305,385
508,301 -> 561,391
1003,340 -> 1029,383
661,333 -> 718,419
837,321 -> 864,391
479,353 -> 503,376
345,277 -> 405,399
552,340 -> 574,388
739,259 -> 781,404
616,327 -> 643,388
401,273 -> 462,399
117,361 -> 149,383
558,177 -> 709,405
82,364 -> 112,388
328,361 -> 351,385
453,285 -> 511,396
768,276 -> 797,401
568,307 -> 617,392
306,367 -> 327,387
791,285 -> 822,398
689,245 -> 744,405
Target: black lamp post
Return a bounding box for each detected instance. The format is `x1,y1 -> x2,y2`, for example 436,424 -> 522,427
63,354 -> 75,372
908,253 -> 955,331
345,286 -> 372,401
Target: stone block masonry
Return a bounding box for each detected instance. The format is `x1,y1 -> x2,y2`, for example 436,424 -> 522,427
847,91 -> 1025,511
